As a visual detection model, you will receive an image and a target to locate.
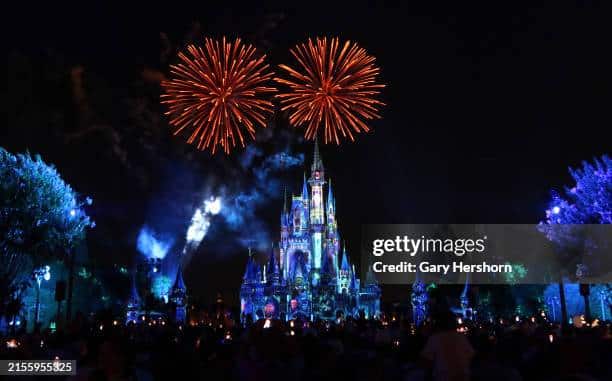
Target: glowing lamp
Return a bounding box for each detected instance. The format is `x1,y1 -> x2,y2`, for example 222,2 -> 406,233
6,339 -> 19,349
552,206 -> 560,214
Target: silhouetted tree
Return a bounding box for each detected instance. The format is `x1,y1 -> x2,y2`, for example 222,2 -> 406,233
0,148 -> 92,322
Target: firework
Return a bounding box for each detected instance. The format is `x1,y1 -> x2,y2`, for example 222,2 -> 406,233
161,37 -> 276,154
275,37 -> 385,144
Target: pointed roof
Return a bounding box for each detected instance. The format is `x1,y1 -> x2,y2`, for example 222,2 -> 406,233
301,172 -> 309,200
327,179 -> 335,211
283,186 -> 288,214
173,265 -> 186,291
311,136 -> 324,173
128,272 -> 140,305
243,250 -> 257,281
340,246 -> 350,271
321,254 -> 333,275
350,269 -> 357,290
267,244 -> 279,274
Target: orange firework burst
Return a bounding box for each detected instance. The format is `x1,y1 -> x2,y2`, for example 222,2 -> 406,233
161,37 -> 276,154
275,37 -> 385,144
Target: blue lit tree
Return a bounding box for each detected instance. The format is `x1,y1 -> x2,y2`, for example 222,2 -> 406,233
411,279 -> 428,326
0,148 -> 92,325
539,155 -> 611,323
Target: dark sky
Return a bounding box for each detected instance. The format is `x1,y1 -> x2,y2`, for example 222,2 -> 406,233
4,1 -> 611,304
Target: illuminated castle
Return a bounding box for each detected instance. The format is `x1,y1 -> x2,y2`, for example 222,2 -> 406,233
240,141 -> 381,321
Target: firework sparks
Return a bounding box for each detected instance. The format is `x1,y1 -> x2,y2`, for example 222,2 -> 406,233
275,37 -> 385,144
161,37 -> 276,154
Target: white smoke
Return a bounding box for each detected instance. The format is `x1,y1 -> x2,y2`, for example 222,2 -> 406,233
137,226 -> 173,259
183,196 -> 222,254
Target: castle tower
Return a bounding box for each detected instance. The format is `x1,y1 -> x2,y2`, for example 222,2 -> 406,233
309,138 -> 326,277
362,267 -> 382,319
240,250 -> 257,321
325,179 -> 340,274
170,266 -> 187,324
267,245 -> 281,286
280,188 -> 289,278
300,173 -> 310,232
338,245 -> 351,293
126,271 -> 141,324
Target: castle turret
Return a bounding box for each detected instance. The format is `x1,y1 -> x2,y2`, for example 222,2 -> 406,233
267,245 -> 281,286
327,179 -> 336,227
302,172 -> 309,202
338,245 -> 351,293
309,138 -> 326,275
320,250 -> 337,285
126,271 -> 141,324
170,266 -> 187,324
362,266 -> 382,319
325,179 -> 339,274
243,250 -> 258,284
309,138 -> 325,227
280,188 -> 290,278
349,268 -> 358,291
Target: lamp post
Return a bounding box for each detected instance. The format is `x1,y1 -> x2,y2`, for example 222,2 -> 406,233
33,266 -> 51,325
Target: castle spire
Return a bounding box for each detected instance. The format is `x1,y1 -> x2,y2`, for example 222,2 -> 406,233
341,245 -> 350,271
283,186 -> 288,214
128,271 -> 140,306
350,267 -> 357,290
268,243 -> 279,274
327,179 -> 335,211
311,136 -> 324,173
302,172 -> 309,200
170,265 -> 187,324
173,264 -> 186,292
244,250 -> 257,282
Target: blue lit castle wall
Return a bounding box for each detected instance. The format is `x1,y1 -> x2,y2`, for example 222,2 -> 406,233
240,142 -> 381,321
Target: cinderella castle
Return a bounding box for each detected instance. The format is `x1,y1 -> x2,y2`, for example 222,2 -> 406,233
240,141 -> 381,321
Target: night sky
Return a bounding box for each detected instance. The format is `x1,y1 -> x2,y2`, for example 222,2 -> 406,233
4,1 -> 611,304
